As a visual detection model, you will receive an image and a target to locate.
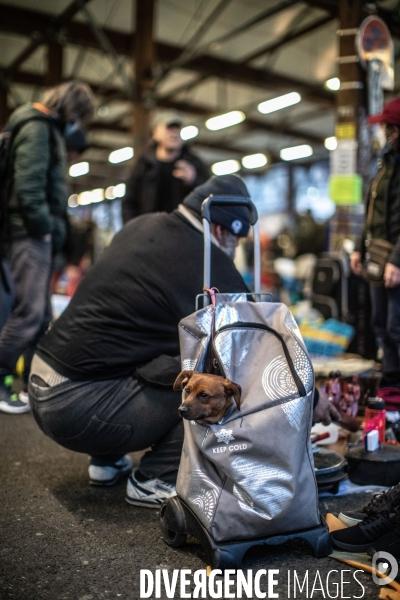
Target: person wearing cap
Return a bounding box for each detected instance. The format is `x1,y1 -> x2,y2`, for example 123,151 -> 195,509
27,175 -> 251,508
122,113 -> 209,223
350,97 -> 400,379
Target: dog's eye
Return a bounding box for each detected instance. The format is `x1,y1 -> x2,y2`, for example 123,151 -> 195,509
199,392 -> 209,398
184,387 -> 190,394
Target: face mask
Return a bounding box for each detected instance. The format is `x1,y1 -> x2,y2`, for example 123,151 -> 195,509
64,121 -> 80,136
220,231 -> 239,260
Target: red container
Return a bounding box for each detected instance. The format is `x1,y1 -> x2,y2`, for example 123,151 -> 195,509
363,397 -> 386,443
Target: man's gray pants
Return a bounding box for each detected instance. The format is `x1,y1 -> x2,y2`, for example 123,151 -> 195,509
29,372 -> 184,484
0,237 -> 52,377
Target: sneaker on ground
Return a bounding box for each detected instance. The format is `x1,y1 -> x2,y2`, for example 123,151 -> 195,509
338,485 -> 400,527
0,377 -> 30,414
89,454 -> 133,486
18,390 -> 29,403
331,511 -> 395,552
126,470 -> 176,508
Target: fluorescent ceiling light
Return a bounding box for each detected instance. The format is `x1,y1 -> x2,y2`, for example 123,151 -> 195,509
78,191 -> 92,205
325,77 -> 340,91
280,144 -> 313,161
91,188 -> 104,203
324,136 -> 337,151
211,159 -> 241,176
242,153 -> 267,169
69,161 -> 89,177
68,194 -> 78,208
258,92 -> 301,115
206,111 -> 245,131
105,186 -> 116,200
113,183 -> 126,198
180,125 -> 199,141
109,147 -> 134,164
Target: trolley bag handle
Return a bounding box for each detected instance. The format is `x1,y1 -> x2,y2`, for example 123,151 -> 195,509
201,195 -> 261,303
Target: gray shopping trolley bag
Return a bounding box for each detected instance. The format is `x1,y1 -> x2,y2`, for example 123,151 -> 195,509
160,195 -> 329,565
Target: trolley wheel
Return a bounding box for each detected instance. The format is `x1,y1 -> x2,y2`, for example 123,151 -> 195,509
160,498 -> 187,548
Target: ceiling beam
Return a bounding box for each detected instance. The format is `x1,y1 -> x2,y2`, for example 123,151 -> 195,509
9,69 -> 326,144
6,0 -> 93,73
0,3 -> 334,108
242,14 -> 334,64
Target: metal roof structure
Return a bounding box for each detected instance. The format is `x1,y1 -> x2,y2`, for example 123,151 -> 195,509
0,0 -> 399,194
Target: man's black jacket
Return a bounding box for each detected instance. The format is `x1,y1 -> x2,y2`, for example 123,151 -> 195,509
37,211 -> 248,380
122,145 -> 209,223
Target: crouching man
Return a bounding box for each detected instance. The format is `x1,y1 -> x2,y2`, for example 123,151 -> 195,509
29,175 -> 252,507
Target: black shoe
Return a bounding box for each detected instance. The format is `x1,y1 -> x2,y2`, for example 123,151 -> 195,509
369,507 -> 400,560
331,511 -> 395,552
338,485 -> 400,527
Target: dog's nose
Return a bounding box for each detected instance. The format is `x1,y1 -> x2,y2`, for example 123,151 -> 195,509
178,405 -> 189,414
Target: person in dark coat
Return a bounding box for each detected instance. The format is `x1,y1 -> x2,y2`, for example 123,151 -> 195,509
351,97 -> 400,380
0,81 -> 95,415
122,113 -> 209,223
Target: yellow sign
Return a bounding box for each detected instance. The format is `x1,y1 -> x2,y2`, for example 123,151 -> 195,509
336,122 -> 356,139
329,174 -> 362,205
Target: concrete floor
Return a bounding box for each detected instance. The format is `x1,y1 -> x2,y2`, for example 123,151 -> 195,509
0,410 -> 385,600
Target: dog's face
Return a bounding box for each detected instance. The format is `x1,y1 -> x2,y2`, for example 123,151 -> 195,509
173,370 -> 242,424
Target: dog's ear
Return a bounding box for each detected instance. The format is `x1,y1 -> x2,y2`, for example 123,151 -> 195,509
224,379 -> 242,411
173,370 -> 194,391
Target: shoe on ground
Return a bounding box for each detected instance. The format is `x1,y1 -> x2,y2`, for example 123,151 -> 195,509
89,454 -> 133,486
368,505 -> 400,560
331,511 -> 395,552
126,470 -> 176,509
0,377 -> 31,414
18,390 -> 29,403
338,485 -> 400,527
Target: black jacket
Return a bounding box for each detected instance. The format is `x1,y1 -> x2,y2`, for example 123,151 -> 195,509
37,211 -> 248,380
122,145 -> 209,223
357,149 -> 400,267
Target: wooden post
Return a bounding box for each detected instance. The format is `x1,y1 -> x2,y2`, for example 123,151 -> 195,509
132,0 -> 155,160
329,0 -> 366,252
46,40 -> 63,88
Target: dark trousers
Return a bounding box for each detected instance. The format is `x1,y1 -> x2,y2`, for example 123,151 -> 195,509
370,284 -> 400,373
0,238 -> 52,377
29,373 -> 184,484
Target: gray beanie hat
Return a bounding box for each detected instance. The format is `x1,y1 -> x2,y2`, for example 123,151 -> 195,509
183,174 -> 251,237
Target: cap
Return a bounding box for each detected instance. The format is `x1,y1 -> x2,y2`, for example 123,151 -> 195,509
183,174 -> 252,237
368,97 -> 400,125
152,112 -> 183,129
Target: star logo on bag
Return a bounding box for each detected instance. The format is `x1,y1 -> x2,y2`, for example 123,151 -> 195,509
215,428 -> 235,445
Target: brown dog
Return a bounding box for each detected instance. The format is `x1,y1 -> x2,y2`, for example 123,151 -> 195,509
173,370 -> 242,424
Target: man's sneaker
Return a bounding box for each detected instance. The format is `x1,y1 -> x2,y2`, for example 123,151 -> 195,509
18,389 -> 29,403
126,470 -> 176,508
89,455 -> 133,486
338,485 -> 400,527
0,376 -> 30,414
331,511 -> 396,552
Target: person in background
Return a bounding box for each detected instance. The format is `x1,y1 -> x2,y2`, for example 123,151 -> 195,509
0,80 -> 96,414
122,113 -> 209,223
350,97 -> 400,384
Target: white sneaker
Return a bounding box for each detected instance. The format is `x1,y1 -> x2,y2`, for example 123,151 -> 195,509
19,390 -> 29,403
126,470 -> 176,508
89,455 -> 133,486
